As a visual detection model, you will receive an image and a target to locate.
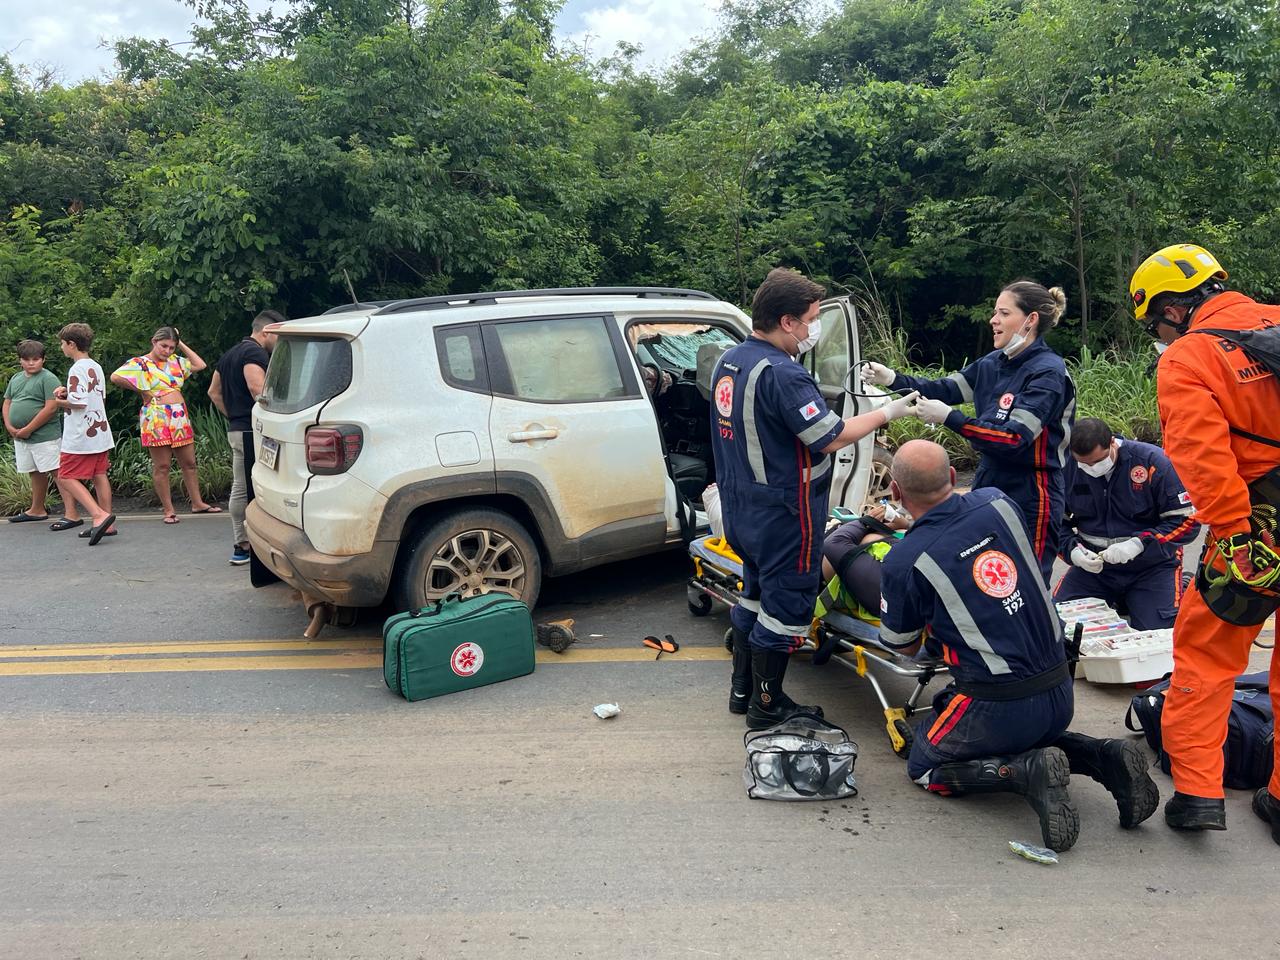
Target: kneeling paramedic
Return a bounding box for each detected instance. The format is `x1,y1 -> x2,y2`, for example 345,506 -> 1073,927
878,440 -> 1159,852
1055,417 -> 1198,629
1132,243 -> 1280,836
711,268 -> 919,730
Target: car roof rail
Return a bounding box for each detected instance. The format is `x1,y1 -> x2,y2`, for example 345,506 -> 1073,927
370,287 -> 719,316
321,300 -> 398,315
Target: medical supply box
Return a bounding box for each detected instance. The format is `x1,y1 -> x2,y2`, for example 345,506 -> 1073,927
383,593 -> 535,701
1056,598 -> 1174,684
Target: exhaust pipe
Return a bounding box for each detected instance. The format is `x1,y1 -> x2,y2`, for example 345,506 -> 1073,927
302,593 -> 336,639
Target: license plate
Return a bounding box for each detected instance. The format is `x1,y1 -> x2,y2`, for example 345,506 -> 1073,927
259,436 -> 279,470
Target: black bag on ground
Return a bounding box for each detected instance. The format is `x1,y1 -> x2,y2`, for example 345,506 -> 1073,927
1125,671 -> 1274,789
743,713 -> 859,801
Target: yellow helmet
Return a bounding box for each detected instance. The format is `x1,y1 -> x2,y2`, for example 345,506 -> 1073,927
1129,243 -> 1227,320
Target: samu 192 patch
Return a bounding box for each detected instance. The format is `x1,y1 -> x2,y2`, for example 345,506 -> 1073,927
972,549 -> 1017,599
715,376 -> 734,417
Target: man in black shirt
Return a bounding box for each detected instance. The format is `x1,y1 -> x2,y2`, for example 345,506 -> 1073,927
209,310 -> 282,564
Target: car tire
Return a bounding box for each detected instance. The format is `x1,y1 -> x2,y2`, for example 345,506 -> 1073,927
394,507 -> 542,611
865,446 -> 895,507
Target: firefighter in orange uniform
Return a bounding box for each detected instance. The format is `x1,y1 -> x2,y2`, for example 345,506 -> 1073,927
1132,243 -> 1280,837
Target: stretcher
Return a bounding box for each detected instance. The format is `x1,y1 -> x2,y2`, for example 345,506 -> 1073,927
687,533 -> 949,756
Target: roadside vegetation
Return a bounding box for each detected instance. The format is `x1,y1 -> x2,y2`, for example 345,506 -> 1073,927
0,407 -> 232,515
0,0 -> 1271,509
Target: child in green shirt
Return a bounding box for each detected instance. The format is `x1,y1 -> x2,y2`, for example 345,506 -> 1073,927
3,339 -> 71,523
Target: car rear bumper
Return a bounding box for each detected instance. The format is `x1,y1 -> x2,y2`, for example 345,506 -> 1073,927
245,501 -> 396,607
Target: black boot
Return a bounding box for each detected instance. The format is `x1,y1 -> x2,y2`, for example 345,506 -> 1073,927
934,747 -> 1080,852
1164,792 -> 1227,831
745,648 -> 824,730
1251,788 -> 1280,845
1054,732 -> 1159,829
729,626 -> 752,715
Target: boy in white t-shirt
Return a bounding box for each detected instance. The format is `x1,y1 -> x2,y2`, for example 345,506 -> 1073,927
52,323 -> 117,545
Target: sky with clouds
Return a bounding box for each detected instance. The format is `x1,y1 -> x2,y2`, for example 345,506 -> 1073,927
0,0 -> 724,83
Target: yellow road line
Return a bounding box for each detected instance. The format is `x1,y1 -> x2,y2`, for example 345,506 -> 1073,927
0,654 -> 386,676
0,642 -> 729,676
544,646 -> 729,663
0,638 -> 381,658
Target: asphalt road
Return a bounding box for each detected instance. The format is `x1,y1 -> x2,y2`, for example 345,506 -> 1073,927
1,513 -> 1276,960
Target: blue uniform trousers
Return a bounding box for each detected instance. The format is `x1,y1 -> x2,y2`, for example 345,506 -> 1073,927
1053,559 -> 1184,630
725,488 -> 827,653
907,680 -> 1075,783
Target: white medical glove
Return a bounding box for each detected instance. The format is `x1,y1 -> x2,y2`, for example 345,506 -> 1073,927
864,362 -> 897,387
1101,537 -> 1145,565
881,390 -> 920,422
1069,544 -> 1105,574
914,396 -> 953,425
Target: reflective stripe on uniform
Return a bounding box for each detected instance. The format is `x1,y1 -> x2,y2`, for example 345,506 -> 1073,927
1008,408 -> 1043,437
738,597 -> 760,612
809,455 -> 832,481
948,371 -> 974,404
1080,532 -> 1136,548
1161,506 -> 1194,518
879,625 -> 921,647
741,359 -> 771,484
757,607 -> 813,638
914,552 -> 1013,675
1056,384 -> 1076,468
798,410 -> 841,446
990,497 -> 1060,625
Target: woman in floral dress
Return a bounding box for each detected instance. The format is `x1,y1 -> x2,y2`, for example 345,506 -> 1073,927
111,326 -> 222,523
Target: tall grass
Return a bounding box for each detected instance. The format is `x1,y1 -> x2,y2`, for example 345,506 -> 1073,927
0,404 -> 234,514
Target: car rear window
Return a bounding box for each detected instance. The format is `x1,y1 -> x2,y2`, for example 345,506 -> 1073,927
260,336 -> 352,415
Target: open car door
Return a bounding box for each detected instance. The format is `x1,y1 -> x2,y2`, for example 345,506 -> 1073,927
803,296 -> 885,513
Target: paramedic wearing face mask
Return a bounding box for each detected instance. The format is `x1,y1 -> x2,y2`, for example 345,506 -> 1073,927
1054,417 -> 1198,629
864,281 -> 1076,583
711,268 -> 920,729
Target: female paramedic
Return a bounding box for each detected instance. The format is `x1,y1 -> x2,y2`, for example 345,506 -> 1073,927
864,281 -> 1075,582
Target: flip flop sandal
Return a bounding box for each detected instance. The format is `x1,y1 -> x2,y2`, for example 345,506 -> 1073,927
49,517 -> 85,531
78,528 -> 117,538
163,515 -> 181,524
8,512 -> 50,523
641,634 -> 680,659
87,514 -> 116,546
191,505 -> 223,514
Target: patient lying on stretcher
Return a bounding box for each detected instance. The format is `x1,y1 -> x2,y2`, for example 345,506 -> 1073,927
814,504 -> 911,623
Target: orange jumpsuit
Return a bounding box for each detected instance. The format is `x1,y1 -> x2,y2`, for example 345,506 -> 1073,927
1156,291 -> 1280,799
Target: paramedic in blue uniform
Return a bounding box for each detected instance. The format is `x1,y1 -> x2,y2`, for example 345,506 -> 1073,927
878,440 -> 1159,852
1055,417 -> 1199,629
711,268 -> 920,730
864,281 -> 1075,583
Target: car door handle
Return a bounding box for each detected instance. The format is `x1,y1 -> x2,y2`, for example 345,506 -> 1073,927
508,428 -> 559,442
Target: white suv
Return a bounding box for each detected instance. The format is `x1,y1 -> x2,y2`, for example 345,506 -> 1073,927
244,287 -> 890,611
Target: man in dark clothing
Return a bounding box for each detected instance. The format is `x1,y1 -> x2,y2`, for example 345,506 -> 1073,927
1055,417 -> 1198,629
710,268 -> 919,729
208,310 -> 282,565
878,440 -> 1159,852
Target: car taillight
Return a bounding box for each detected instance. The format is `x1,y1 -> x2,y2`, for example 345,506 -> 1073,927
305,424 -> 363,475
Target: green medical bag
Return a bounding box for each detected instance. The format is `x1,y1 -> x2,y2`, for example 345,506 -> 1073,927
383,593 -> 536,701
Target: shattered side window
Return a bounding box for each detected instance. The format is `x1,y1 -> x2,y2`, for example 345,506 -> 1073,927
636,326 -> 736,372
